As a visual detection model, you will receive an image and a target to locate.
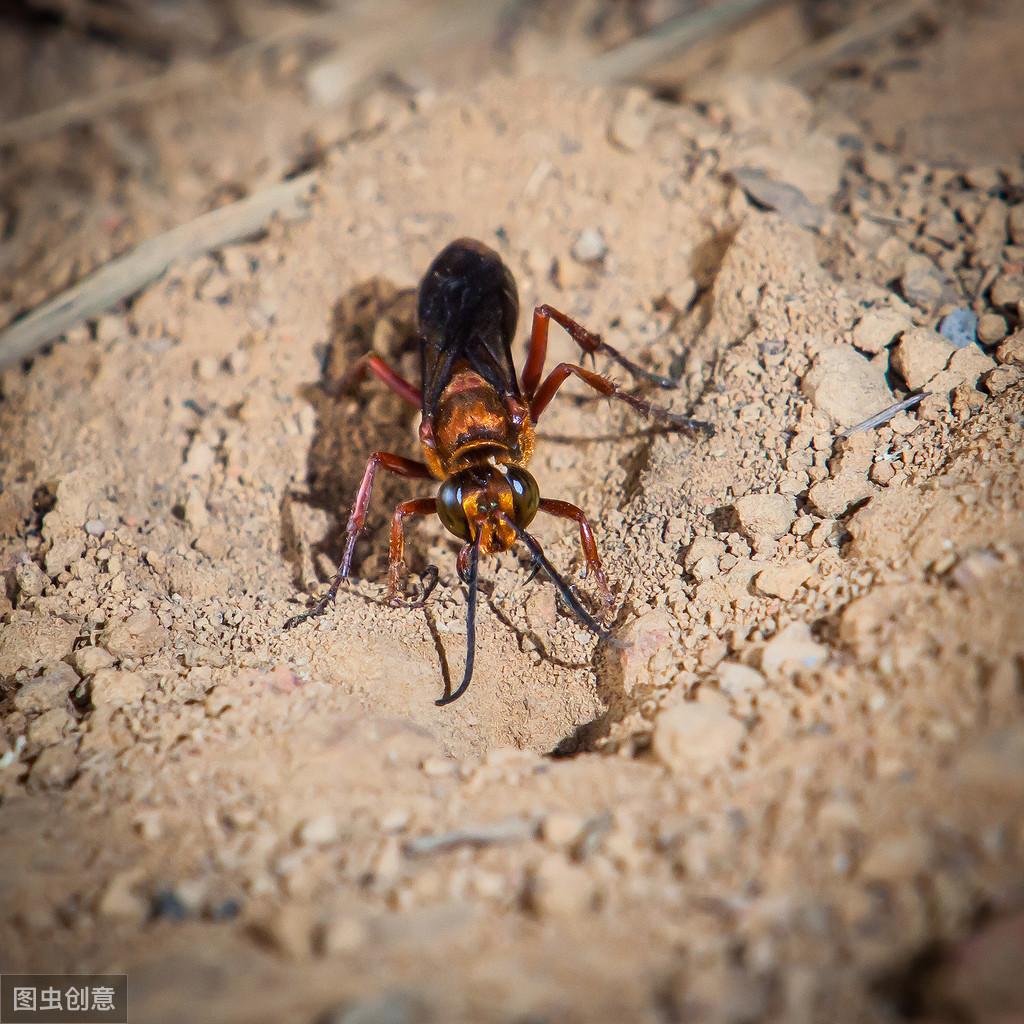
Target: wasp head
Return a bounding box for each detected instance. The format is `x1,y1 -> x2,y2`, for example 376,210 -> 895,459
436,460 -> 539,554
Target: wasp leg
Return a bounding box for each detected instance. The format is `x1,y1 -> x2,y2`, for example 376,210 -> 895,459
386,497 -> 439,605
529,362 -> 713,436
335,352 -> 422,407
537,498 -> 614,610
520,303 -> 676,399
283,452 -> 432,629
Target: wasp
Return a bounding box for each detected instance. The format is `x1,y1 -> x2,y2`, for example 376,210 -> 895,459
285,238 -> 712,704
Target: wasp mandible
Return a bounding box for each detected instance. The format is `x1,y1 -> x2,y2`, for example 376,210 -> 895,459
285,238 -> 712,705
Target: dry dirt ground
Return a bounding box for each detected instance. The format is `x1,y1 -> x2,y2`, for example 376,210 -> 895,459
2,5 -> 1024,1024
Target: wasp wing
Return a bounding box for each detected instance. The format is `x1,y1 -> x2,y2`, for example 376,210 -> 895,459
417,239 -> 521,422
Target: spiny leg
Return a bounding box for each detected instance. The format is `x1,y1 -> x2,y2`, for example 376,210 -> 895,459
386,497 -> 439,605
335,352 -> 422,407
529,361 -> 713,435
537,498 -> 613,610
283,451 -> 432,628
520,303 -> 676,399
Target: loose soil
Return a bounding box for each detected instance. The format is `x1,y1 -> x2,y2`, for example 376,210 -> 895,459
2,4 -> 1023,1023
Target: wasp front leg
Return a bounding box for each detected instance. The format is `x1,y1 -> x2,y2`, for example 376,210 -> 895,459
387,497 -> 438,605
284,452 -> 431,629
537,498 -> 614,611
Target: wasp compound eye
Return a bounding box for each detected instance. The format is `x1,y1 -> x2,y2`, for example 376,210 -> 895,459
436,474 -> 472,540
505,466 -> 539,528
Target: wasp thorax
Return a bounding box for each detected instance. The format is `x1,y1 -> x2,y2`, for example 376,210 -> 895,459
436,463 -> 539,547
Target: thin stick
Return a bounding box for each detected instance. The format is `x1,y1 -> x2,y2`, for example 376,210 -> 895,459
578,0 -> 783,84
775,0 -> 931,81
0,172 -> 315,372
838,392 -> 929,439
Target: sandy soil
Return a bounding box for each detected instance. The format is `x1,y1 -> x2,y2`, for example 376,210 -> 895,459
2,5 -> 1024,1023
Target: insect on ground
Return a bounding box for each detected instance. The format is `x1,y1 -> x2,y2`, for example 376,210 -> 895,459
284,238 -> 713,705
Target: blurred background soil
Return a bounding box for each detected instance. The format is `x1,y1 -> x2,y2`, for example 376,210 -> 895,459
1,2 -> 1023,1022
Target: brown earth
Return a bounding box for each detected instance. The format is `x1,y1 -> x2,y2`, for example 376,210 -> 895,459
2,4 -> 1024,1023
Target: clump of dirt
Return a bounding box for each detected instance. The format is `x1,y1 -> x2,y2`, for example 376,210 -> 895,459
2,62 -> 1023,1024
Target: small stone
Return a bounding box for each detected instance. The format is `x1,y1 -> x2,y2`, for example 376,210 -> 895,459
608,87 -> 654,151
571,228 -> 607,264
194,527 -> 228,561
27,742 -> 79,790
715,662 -> 766,697
97,870 -> 147,921
760,622 -> 827,678
84,518 -> 107,537
652,701 -> 745,774
615,609 -> 674,693
965,165 -> 1001,190
990,274 -> 1024,310
14,662 -> 79,714
890,327 -> 956,389
14,561 -> 47,597
421,756 -> 457,777
184,487 -> 209,530
977,313 -> 1007,345
938,308 -> 977,349
1009,204 -> 1024,245
862,148 -> 898,183
859,831 -> 931,881
541,812 -> 585,847
29,704 -> 71,747
852,309 -> 912,354
734,494 -> 796,541
995,329 -> 1024,365
45,536 -> 85,576
754,561 -> 813,599
684,537 -> 725,581
981,365 -> 1022,395
901,255 -> 945,308
379,809 -> 410,833
0,617 -> 78,677
318,915 -> 368,955
527,855 -> 595,917
296,814 -> 339,847
71,646 -> 115,676
801,346 -> 892,428
869,460 -> 896,485
101,610 -> 168,659
250,904 -> 315,960
89,668 -> 148,707
182,439 -> 216,476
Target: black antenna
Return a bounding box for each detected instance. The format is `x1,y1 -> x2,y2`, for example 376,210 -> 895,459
436,534 -> 482,706
501,514 -> 624,647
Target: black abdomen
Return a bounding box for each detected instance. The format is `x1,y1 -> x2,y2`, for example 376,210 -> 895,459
417,238 -> 521,415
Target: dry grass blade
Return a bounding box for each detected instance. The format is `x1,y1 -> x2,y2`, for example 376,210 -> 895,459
578,0 -> 784,83
0,173 -> 315,372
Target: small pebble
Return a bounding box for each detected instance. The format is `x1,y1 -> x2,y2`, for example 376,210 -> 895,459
84,518 -> 107,537
937,308 -> 977,349
14,561 -> 47,597
296,814 -> 339,847
734,494 -> 795,541
652,701 -> 745,774
976,313 -> 1007,345
571,227 -> 607,263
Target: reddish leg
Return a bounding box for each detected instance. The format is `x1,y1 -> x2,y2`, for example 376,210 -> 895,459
337,352 -> 422,407
520,304 -> 676,400
538,498 -> 614,609
284,452 -> 431,628
530,362 -> 713,435
386,497 -> 438,604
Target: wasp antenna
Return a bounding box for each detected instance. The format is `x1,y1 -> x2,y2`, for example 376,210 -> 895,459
501,515 -> 625,648
436,535 -> 482,706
